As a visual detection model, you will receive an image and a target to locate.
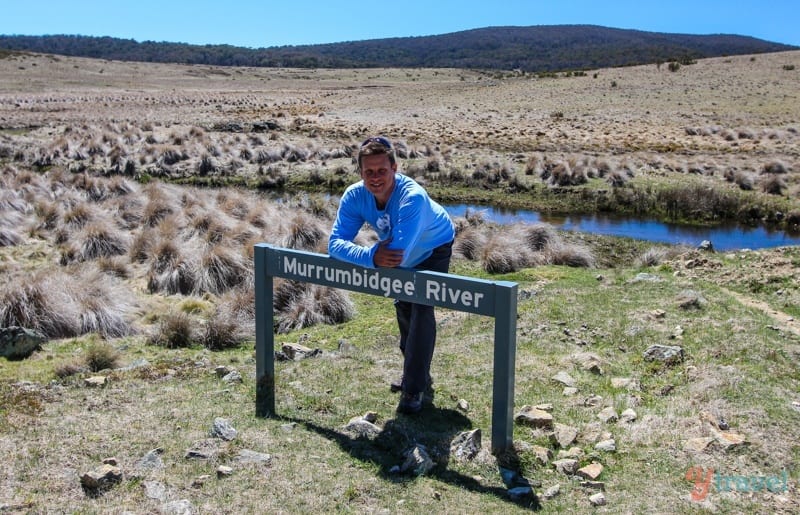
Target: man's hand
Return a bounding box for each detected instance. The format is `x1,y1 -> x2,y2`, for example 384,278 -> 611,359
373,238 -> 403,268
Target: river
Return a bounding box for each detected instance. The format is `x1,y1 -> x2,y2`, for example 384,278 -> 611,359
444,204 -> 800,252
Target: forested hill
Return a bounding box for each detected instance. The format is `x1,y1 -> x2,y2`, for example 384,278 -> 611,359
1,25 -> 795,71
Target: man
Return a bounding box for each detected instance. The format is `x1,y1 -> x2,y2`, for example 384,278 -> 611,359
328,136 -> 455,414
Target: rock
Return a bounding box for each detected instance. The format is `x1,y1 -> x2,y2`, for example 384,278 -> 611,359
0,326 -> 46,359
160,499 -> 195,515
142,480 -> 167,501
572,352 -> 604,375
191,475 -> 210,488
534,403 -> 553,411
620,408 -> 638,423
234,449 -> 271,464
556,447 -> 584,460
281,342 -> 321,360
221,370 -> 242,384
531,445 -> 552,465
337,339 -> 356,355
84,376 -> 107,387
216,465 -> 233,477
210,418 -> 237,441
456,399 -> 470,412
134,448 -> 165,475
185,439 -> 222,460
343,418 -> 381,438
628,273 -> 663,283
542,484 -> 561,500
643,344 -> 684,364
552,371 -> 577,388
281,422 -> 297,432
562,387 -> 579,396
552,458 -> 579,475
581,480 -> 606,491
598,407 -> 618,423
589,492 -> 607,506
577,462 -> 604,480
611,377 -> 640,391
583,395 -> 603,407
649,309 -> 666,319
119,358 -> 150,371
450,428 -> 482,461
595,439 -> 616,452
80,464 -> 123,491
362,411 -> 378,423
677,290 -> 707,310
698,240 -> 714,252
102,457 -> 118,466
711,429 -> 747,450
551,423 -> 579,447
214,365 -> 231,377
515,406 -> 554,429
684,437 -> 715,452
400,444 -> 435,476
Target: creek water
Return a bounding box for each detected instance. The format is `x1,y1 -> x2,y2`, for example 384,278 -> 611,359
444,204 -> 800,252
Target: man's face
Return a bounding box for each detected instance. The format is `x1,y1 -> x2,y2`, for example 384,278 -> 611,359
360,153 -> 397,205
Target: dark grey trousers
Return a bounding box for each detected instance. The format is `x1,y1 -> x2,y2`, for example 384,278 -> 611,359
395,241 -> 453,395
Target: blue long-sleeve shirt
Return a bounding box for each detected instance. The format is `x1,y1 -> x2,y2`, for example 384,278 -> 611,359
328,173 -> 455,269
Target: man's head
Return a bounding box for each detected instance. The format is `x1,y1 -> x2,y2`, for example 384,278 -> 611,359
357,136 -> 396,171
358,136 -> 397,205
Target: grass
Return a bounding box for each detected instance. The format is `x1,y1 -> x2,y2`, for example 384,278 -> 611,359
2,252 -> 798,513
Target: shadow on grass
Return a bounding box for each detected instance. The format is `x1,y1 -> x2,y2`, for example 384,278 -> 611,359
281,403 -> 540,511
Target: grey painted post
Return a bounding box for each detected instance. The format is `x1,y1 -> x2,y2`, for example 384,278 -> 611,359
491,281 -> 517,454
254,243 -> 275,417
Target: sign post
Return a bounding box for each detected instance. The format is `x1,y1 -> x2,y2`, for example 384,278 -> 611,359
254,243 -> 517,454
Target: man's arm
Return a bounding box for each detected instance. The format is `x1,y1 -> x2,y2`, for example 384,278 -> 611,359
328,194 -> 379,268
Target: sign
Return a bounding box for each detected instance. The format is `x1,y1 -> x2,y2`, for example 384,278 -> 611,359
254,243 -> 517,454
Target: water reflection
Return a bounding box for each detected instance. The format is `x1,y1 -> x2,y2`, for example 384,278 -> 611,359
444,204 -> 800,251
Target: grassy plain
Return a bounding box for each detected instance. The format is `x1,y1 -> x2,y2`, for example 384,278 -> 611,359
0,50 -> 799,513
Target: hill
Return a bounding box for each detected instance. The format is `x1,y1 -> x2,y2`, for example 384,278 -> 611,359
0,25 -> 796,71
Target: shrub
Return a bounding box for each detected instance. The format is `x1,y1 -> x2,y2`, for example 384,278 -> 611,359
149,311 -> 195,348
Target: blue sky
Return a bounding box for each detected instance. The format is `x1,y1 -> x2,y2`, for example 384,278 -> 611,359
2,0 -> 798,48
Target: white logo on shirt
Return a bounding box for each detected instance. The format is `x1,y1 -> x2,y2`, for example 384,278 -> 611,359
376,213 -> 391,234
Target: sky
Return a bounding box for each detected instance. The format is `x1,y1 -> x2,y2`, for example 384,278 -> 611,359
2,0 -> 798,48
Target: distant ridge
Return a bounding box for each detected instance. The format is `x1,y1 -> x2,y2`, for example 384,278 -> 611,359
0,25 -> 795,71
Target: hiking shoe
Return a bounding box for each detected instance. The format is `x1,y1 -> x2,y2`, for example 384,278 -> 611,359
390,376 -> 433,393
396,392 -> 423,414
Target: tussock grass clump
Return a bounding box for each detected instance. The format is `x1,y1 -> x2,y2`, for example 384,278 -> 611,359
453,227 -> 486,260
96,256 -> 131,278
285,213 -> 326,251
0,227 -> 22,247
78,221 -> 129,260
274,282 -> 355,334
148,311 -> 195,348
147,256 -> 196,295
201,310 -> 243,350
636,247 -> 669,267
0,272 -> 81,338
481,226 -> 535,274
54,361 -> 86,379
761,160 -> 788,175
196,245 -> 249,295
760,175 -> 787,195
546,241 -> 596,268
84,341 -> 120,372
73,269 -> 136,338
524,223 -> 557,251
62,203 -> 94,229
